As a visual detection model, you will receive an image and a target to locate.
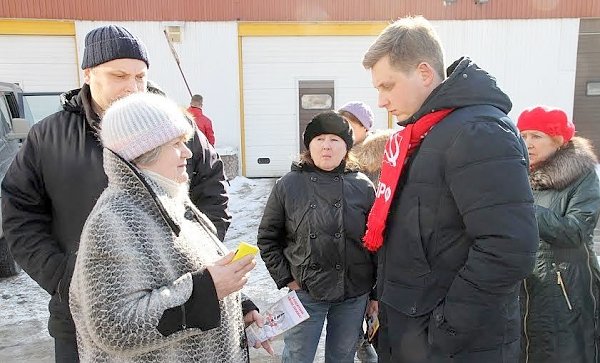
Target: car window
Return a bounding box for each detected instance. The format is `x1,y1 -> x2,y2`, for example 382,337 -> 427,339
0,95 -> 12,135
0,93 -> 20,193
5,93 -> 19,119
23,93 -> 62,124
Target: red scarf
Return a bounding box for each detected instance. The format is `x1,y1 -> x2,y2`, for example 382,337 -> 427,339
363,109 -> 454,252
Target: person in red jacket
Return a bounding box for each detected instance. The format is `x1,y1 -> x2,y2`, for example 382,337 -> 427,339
187,94 -> 216,146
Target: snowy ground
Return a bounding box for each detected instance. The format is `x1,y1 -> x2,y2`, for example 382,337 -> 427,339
0,177 -> 340,362
8,172 -> 596,362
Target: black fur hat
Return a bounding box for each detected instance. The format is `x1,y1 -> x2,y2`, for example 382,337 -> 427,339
303,111 -> 354,150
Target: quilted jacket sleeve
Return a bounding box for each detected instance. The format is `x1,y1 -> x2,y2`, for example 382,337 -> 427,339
1,124 -> 68,295
257,181 -> 294,289
186,131 -> 231,241
535,170 -> 600,248
442,119 -> 538,330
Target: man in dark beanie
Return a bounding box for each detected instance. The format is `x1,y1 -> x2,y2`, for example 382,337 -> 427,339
80,25 -> 149,69
1,24 -> 231,362
81,24 -> 149,117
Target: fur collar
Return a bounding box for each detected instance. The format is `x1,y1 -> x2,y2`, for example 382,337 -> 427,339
530,136 -> 598,191
350,129 -> 395,174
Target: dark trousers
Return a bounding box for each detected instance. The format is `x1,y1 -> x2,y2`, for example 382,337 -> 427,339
54,336 -> 79,363
377,303 -> 519,363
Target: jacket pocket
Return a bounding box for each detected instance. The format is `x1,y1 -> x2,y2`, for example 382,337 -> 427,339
386,197 -> 431,282
428,302 -> 470,355
555,265 -> 574,311
301,232 -> 341,300
553,261 -> 588,312
428,294 -> 518,356
57,252 -> 77,303
301,238 -> 327,298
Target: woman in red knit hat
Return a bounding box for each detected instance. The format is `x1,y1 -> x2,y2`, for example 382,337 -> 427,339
517,105 -> 600,363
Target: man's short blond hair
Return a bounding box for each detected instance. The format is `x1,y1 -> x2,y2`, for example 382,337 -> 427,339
363,16 -> 445,79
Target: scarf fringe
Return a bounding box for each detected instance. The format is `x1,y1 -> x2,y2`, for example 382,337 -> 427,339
363,222 -> 385,252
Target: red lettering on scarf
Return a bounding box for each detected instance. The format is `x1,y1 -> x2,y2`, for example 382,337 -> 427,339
363,108 -> 455,252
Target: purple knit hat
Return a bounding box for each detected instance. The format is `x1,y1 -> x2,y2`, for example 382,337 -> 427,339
338,101 -> 374,130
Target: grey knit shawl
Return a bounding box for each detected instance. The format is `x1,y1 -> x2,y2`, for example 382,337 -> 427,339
69,149 -> 248,363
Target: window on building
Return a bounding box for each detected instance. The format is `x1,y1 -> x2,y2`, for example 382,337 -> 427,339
586,82 -> 600,96
301,94 -> 332,110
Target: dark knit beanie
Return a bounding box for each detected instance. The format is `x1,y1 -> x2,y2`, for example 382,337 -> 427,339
81,25 -> 149,69
303,111 -> 354,150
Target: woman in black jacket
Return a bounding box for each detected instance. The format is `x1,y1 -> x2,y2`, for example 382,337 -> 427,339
257,111 -> 376,363
517,106 -> 600,363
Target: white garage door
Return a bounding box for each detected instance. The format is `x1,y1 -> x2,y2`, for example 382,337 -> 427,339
242,35 -> 388,177
0,35 -> 78,92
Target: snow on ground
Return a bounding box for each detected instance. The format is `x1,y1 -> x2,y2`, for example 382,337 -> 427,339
225,177 -> 349,362
2,174 -> 600,362
0,176 -> 332,362
0,270 -> 53,362
223,176 -> 286,310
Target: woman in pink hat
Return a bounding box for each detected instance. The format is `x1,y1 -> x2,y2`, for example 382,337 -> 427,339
517,106 -> 600,363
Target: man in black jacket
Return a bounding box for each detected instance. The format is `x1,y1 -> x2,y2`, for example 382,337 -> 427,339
1,25 -> 230,362
361,16 -> 538,362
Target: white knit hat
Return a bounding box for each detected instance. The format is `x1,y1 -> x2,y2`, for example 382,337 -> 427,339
101,93 -> 193,161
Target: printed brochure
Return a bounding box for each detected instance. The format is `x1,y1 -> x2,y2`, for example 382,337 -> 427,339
246,290 -> 310,347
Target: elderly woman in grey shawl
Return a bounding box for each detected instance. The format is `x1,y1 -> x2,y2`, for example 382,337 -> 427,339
69,92 -> 271,362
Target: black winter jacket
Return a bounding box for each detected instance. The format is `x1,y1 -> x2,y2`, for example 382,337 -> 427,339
520,137 -> 600,363
1,84 -> 231,339
378,57 -> 538,356
257,162 -> 376,302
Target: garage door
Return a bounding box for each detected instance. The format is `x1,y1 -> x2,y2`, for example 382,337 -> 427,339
0,34 -> 78,92
241,35 -> 388,177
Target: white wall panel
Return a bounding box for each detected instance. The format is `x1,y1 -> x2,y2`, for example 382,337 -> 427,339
75,21 -> 240,149
433,19 -> 579,123
0,35 -> 78,92
242,35 -> 389,177
243,19 -> 579,177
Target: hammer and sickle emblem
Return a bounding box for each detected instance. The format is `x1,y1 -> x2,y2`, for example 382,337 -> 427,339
384,132 -> 402,167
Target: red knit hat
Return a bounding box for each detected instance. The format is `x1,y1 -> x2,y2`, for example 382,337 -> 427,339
517,106 -> 575,143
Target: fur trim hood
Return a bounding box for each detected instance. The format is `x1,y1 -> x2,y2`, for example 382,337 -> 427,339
350,129 -> 395,174
530,136 -> 598,191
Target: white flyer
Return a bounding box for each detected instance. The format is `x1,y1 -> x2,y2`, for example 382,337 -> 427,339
246,290 -> 310,347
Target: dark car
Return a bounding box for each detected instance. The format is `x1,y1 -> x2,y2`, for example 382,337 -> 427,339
0,82 -> 61,277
